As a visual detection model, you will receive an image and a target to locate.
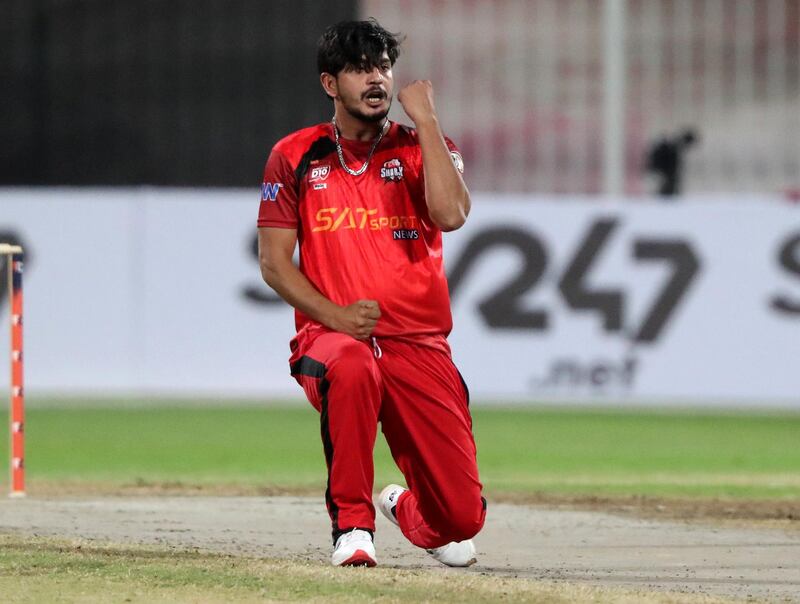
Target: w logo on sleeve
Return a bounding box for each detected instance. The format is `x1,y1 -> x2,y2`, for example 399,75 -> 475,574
261,182 -> 283,202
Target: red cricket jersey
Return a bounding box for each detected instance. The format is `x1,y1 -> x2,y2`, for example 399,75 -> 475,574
257,121 -> 464,338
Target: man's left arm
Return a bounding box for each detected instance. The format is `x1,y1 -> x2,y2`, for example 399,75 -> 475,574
399,80 -> 471,231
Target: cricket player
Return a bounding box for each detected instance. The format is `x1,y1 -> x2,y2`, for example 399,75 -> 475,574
257,19 -> 485,567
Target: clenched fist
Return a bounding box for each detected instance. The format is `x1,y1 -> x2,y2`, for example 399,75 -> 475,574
398,80 -> 437,126
331,299 -> 381,339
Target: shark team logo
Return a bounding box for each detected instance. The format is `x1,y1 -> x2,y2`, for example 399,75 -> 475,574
380,158 -> 404,182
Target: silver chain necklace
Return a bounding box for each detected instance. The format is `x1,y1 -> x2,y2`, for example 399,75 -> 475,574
332,116 -> 389,176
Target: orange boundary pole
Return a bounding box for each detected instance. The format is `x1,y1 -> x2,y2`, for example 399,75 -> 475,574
3,245 -> 24,498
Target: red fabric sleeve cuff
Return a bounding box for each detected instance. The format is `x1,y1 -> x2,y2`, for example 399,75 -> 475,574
257,219 -> 298,229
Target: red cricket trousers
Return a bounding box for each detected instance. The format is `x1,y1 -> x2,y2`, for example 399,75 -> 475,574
289,326 -> 486,549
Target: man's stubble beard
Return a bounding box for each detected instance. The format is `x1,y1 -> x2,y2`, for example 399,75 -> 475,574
343,96 -> 392,124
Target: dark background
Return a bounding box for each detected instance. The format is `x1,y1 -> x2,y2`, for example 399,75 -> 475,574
1,0 -> 356,186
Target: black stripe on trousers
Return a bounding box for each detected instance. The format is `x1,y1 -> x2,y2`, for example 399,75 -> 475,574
456,369 -> 470,406
291,355 -> 340,541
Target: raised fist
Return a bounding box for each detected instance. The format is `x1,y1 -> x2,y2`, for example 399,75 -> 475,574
398,80 -> 437,125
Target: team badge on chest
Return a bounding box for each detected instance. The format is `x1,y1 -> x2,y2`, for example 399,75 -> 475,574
380,158 -> 404,182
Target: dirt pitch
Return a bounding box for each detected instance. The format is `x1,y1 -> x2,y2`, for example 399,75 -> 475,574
2,494 -> 799,602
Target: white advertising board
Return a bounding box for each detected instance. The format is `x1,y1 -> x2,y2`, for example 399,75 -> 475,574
445,196 -> 800,405
0,189 -> 297,397
1,189 -> 799,406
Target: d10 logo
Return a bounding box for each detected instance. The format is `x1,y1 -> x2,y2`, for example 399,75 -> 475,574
309,165 -> 330,183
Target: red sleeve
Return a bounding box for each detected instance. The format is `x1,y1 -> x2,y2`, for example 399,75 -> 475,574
257,149 -> 299,228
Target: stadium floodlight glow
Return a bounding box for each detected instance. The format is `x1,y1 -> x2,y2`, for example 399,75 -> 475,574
0,243 -> 24,498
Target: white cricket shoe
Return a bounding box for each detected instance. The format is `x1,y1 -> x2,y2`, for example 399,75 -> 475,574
426,540 -> 477,567
378,484 -> 478,568
378,483 -> 405,527
331,528 -> 377,567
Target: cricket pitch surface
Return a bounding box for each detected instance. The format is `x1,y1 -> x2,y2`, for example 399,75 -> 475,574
2,495 -> 798,602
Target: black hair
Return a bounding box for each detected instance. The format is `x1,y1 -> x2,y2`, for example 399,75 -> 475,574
317,19 -> 402,77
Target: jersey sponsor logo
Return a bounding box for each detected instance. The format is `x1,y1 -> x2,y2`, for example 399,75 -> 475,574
261,182 -> 283,202
312,207 -> 418,233
309,165 -> 331,183
393,229 -> 419,240
380,158 -> 404,182
313,183 -> 327,190
450,151 -> 465,174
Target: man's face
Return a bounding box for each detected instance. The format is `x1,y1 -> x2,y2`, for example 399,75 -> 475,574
333,52 -> 394,123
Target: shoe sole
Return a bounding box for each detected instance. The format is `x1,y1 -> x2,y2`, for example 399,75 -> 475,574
337,550 -> 377,567
430,555 -> 477,568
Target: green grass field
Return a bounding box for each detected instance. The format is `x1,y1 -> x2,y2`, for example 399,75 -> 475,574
3,401 -> 799,499
2,401 -> 797,603
0,535 -> 738,604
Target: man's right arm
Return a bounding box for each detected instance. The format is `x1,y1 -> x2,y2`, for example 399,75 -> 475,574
258,227 -> 381,340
